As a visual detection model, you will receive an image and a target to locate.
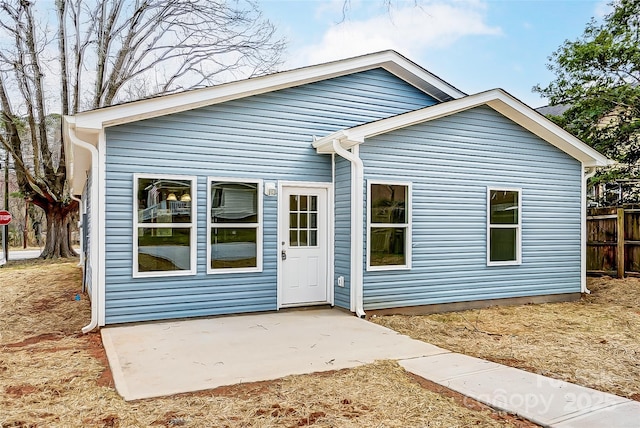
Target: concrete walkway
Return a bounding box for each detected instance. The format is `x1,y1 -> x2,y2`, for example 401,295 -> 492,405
401,354 -> 640,428
101,309 -> 640,427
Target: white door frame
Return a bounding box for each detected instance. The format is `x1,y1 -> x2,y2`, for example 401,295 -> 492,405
277,181 -> 334,309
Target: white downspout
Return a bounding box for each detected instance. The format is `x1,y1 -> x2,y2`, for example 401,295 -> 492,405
332,139 -> 366,318
582,166 -> 597,294
67,124 -> 101,333
69,193 -> 84,267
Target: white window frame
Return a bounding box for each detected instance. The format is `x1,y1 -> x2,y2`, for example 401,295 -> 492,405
133,173 -> 197,278
207,177 -> 263,274
366,180 -> 412,271
487,187 -> 522,266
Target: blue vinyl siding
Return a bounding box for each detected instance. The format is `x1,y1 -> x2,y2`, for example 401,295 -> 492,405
334,155 -> 352,309
83,171 -> 93,295
104,68 -> 438,324
361,106 -> 582,309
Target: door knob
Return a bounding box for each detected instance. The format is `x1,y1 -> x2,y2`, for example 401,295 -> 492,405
281,250 -> 287,261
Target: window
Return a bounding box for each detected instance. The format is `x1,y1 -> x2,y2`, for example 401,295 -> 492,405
133,174 -> 197,277
367,181 -> 411,270
207,178 -> 262,273
487,188 -> 521,265
289,194 -> 318,247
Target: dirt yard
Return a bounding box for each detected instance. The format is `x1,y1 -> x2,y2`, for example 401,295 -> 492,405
0,260 -> 533,428
373,276 -> 640,401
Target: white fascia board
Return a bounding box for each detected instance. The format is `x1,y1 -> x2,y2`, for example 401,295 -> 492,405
381,55 -> 466,99
70,50 -> 464,132
313,89 -> 613,167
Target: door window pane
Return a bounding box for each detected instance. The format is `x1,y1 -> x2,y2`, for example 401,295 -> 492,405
288,193 -> 319,248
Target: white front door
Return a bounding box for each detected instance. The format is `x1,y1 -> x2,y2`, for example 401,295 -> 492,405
279,185 -> 329,306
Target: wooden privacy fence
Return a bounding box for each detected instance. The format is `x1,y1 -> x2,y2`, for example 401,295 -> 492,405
587,207 -> 640,277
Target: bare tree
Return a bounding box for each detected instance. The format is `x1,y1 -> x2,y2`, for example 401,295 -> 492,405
0,0 -> 285,258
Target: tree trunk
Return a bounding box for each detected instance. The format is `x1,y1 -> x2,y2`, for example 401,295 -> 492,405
41,201 -> 78,259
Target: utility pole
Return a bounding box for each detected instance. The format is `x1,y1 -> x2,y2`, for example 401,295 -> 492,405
3,150 -> 8,260
23,197 -> 29,249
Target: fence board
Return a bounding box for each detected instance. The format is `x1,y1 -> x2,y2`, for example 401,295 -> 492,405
587,206 -> 640,277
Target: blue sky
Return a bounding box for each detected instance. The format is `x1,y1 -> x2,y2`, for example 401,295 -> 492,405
260,0 -> 610,107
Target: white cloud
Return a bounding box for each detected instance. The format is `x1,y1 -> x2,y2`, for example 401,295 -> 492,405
289,0 -> 501,67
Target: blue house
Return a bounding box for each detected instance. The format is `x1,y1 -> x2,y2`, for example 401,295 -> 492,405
63,51 -> 611,332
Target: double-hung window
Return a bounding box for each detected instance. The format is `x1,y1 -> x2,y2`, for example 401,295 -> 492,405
207,178 -> 262,274
367,181 -> 411,270
487,188 -> 521,265
133,174 -> 197,277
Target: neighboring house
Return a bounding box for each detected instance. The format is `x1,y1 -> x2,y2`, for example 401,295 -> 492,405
63,51 -> 612,331
535,104 -> 571,117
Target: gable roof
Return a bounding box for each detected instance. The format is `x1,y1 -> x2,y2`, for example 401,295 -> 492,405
63,50 -> 467,193
65,50 -> 465,138
313,89 -> 612,168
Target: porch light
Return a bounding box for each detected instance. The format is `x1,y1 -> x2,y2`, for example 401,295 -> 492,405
265,182 -> 277,196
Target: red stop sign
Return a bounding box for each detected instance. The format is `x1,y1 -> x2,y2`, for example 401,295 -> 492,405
0,210 -> 11,225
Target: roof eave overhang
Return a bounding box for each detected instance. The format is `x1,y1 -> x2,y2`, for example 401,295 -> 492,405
70,50 -> 466,133
313,89 -> 613,167
63,116 -> 100,194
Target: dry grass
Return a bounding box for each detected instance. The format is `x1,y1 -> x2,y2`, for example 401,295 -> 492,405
372,276 -> 640,401
0,260 -> 531,428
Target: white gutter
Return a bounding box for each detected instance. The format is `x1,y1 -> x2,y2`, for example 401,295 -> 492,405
581,166 -> 597,294
66,124 -> 101,333
331,139 -> 366,318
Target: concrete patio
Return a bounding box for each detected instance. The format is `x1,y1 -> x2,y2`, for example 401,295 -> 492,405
101,308 -> 447,401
